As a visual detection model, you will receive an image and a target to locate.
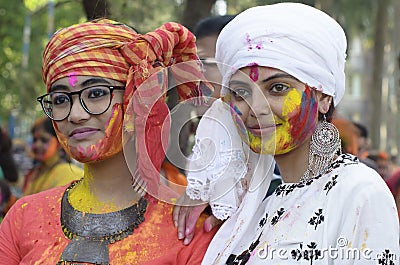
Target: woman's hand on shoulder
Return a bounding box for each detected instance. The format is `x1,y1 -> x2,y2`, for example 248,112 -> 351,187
173,193 -> 222,245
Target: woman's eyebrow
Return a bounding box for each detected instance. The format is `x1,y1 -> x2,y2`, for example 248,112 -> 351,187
49,78 -> 112,92
49,84 -> 68,93
81,77 -> 112,87
260,73 -> 298,83
228,80 -> 250,87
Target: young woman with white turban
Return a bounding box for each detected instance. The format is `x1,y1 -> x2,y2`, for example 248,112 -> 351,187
175,3 -> 399,264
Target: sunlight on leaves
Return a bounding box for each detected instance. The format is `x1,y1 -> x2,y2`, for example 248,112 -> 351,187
24,0 -> 49,12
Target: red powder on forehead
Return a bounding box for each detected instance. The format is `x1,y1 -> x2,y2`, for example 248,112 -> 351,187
249,65 -> 259,82
68,72 -> 78,87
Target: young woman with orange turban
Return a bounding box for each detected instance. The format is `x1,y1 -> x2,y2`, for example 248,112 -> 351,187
0,19 -> 216,264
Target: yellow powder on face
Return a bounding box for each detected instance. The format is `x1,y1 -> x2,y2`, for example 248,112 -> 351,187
68,165 -> 119,213
105,105 -> 121,135
282,89 -> 302,117
246,91 -> 301,155
274,123 -> 294,155
248,133 -> 262,151
272,90 -> 302,154
248,132 -> 276,154
248,123 -> 294,155
247,115 -> 291,155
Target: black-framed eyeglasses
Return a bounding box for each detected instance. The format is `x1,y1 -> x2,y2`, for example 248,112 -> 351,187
37,85 -> 125,121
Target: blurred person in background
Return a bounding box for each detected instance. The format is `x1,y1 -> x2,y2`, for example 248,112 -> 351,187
331,118 -> 378,170
367,150 -> 391,180
0,179 -> 13,222
0,127 -> 19,184
22,116 -> 83,195
12,138 -> 33,181
353,122 -> 372,159
0,127 -> 19,219
161,15 -> 239,199
193,15 -> 236,116
331,117 -> 359,155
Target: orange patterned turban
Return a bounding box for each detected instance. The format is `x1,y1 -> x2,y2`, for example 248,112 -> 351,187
42,19 -> 212,195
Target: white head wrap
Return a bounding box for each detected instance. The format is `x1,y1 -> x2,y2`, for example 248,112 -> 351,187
216,3 -> 347,106
202,4 -> 348,264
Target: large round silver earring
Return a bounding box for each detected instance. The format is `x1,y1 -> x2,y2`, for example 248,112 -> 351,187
300,115 -> 341,183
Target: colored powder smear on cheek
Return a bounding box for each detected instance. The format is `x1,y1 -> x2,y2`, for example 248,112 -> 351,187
288,86 -> 318,145
68,104 -> 124,163
273,90 -> 304,154
274,123 -> 294,154
248,121 -> 278,154
233,105 -> 242,116
52,118 -> 111,164
247,130 -> 277,154
247,133 -> 262,153
67,72 -> 78,87
282,89 -> 302,117
230,101 -> 247,137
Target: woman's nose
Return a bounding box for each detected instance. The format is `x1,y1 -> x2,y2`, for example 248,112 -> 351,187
68,97 -> 90,122
249,89 -> 271,118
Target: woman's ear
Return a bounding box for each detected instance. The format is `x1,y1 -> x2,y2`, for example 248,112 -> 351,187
317,93 -> 332,114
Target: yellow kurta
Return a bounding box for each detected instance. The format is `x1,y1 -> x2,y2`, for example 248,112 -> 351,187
23,163 -> 83,195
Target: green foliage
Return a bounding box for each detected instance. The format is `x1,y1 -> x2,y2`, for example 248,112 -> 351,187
0,0 -> 26,120
109,0 -> 183,33
24,0 -> 49,12
0,0 -> 85,133
226,0 -> 316,14
333,0 -> 377,40
0,0 -> 391,138
0,0 -> 185,133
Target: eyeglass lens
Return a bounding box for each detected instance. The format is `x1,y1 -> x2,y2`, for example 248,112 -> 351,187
41,86 -> 114,121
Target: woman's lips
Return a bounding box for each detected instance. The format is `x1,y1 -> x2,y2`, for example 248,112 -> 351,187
247,124 -> 278,136
69,128 -> 99,140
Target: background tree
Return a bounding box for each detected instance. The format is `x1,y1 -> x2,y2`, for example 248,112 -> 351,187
181,0 -> 216,31
370,0 -> 390,149
82,0 -> 111,20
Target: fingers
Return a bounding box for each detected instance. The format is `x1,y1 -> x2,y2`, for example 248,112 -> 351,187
182,204 -> 207,245
177,206 -> 189,240
173,205 -> 181,227
183,230 -> 195,245
172,194 -> 189,235
172,193 -> 211,244
185,204 -> 207,235
204,215 -> 223,232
